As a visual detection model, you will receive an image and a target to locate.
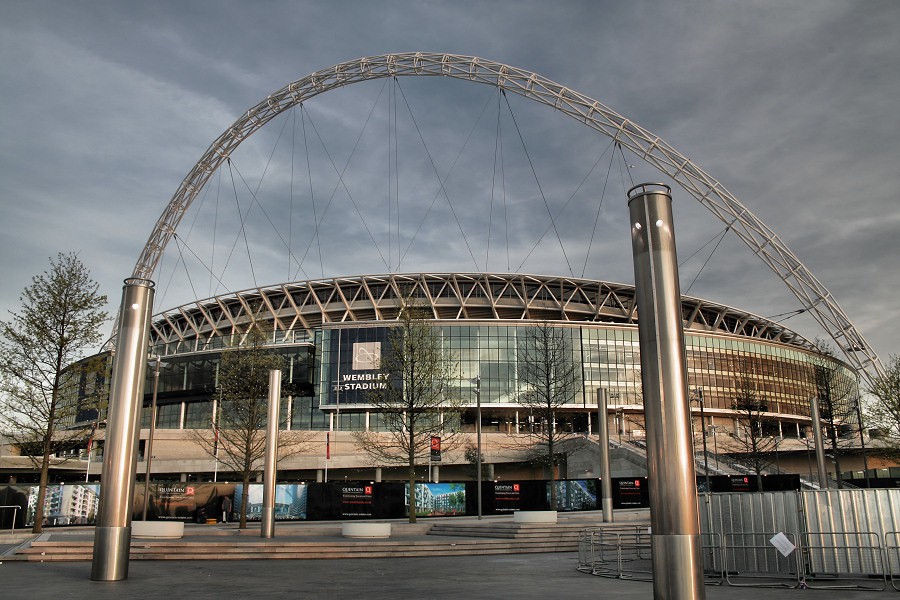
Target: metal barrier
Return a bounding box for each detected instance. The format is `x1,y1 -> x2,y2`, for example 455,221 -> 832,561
0,505 -> 20,534
700,532 -> 725,585
800,531 -> 886,590
577,526 -> 647,576
723,532 -> 801,588
885,532 -> 900,592
578,528 -> 723,584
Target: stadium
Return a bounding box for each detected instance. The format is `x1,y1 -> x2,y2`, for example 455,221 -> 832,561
51,270 -> 859,486
3,54 -> 888,493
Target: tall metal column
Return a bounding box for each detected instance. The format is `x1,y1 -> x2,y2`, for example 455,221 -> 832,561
809,396 -> 829,488
91,278 -> 155,581
627,184 -> 705,600
261,369 -> 282,539
597,389 -> 614,523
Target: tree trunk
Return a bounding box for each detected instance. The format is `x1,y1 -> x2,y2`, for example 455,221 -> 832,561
829,427 -> 843,489
548,434 -> 557,511
240,469 -> 250,529
32,448 -> 51,533
408,429 -> 417,523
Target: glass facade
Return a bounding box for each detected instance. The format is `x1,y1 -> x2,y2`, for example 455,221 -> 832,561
61,269 -> 861,447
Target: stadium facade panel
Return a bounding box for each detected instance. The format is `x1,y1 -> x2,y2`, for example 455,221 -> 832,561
60,273 -> 855,481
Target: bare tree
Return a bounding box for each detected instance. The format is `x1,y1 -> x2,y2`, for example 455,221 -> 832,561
865,354 -> 900,460
514,322 -> 583,510
0,253 -> 108,532
192,323 -> 310,528
730,372 -> 777,491
353,297 -> 460,523
811,339 -> 858,488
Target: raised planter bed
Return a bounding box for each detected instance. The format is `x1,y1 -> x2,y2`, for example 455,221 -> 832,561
132,521 -> 185,539
513,510 -> 558,524
341,522 -> 391,538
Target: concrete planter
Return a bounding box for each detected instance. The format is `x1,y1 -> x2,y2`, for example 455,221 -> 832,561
513,510 -> 558,524
132,521 -> 185,539
341,522 -> 391,538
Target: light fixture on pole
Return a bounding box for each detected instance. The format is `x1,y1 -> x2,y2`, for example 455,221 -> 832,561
694,388 -> 711,492
472,375 -> 482,520
141,356 -> 168,521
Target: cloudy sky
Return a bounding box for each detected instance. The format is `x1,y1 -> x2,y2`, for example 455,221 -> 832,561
1,1 -> 898,370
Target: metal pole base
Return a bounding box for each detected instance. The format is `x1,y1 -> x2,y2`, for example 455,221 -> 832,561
651,534 -> 704,599
91,526 -> 131,581
261,508 -> 274,539
602,498 -> 614,523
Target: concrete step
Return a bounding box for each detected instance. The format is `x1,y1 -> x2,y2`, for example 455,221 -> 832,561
10,536 -> 577,562
427,521 -> 612,539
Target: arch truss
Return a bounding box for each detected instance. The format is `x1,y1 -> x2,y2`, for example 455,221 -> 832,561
133,52 -> 883,385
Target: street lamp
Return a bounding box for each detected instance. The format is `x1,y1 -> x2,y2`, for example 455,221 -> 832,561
692,388 -> 711,492
770,435 -> 780,473
853,390 -> 872,488
472,375 -> 482,520
141,356 -> 168,521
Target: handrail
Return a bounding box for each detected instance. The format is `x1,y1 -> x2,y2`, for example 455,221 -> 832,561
0,505 -> 21,535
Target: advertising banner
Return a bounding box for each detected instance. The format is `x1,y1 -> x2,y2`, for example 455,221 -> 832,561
430,436 -> 441,462
23,483 -> 100,526
493,482 -> 522,513
234,483 -> 308,521
152,483 -> 198,521
410,483 -> 466,517
612,477 -> 649,509
728,475 -> 756,492
0,485 -> 28,529
552,479 -> 598,511
340,483 -> 375,518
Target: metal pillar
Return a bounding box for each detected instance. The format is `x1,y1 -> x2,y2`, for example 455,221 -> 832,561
809,396 -> 829,488
261,369 -> 281,539
597,389 -> 614,523
91,278 -> 155,581
627,183 -> 705,600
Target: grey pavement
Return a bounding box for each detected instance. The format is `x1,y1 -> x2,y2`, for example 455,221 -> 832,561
0,552 -> 894,600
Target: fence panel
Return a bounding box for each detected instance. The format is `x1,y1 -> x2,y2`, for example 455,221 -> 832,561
887,532 -> 900,592
723,532 -> 801,588
800,531 -> 886,590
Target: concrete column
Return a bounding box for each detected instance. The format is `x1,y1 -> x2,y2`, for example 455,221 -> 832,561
375,467 -> 382,482
628,183 -> 705,600
261,369 -> 281,539
91,278 -> 155,582
316,469 -> 324,483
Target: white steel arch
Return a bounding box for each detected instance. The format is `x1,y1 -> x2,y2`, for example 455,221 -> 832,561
133,52 -> 883,384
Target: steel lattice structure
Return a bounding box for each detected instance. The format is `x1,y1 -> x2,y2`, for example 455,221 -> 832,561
149,272 -> 811,351
133,52 -> 883,384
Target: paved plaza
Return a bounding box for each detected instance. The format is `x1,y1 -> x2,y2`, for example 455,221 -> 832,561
0,551 -> 892,600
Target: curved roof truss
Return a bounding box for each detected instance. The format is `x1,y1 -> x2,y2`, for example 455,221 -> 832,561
150,272 -> 811,353
133,52 -> 883,384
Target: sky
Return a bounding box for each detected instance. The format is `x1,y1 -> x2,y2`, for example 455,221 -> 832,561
1,0 -> 898,374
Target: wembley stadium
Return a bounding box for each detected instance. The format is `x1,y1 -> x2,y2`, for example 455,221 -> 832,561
5,54 -> 886,492
48,271 -> 857,485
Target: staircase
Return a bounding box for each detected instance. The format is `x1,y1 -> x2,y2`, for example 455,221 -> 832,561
6,514 -> 649,562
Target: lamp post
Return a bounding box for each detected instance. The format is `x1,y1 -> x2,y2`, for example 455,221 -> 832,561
770,435 -> 780,473
853,391 -> 872,488
141,357 -> 167,521
473,375 -> 482,520
693,388 -> 711,492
